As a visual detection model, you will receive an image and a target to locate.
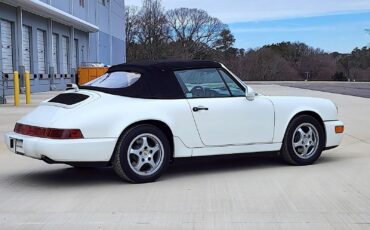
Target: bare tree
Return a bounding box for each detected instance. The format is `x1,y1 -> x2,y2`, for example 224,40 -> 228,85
166,8 -> 226,58
136,0 -> 169,60
125,6 -> 140,45
243,48 -> 298,81
125,3 -> 370,82
125,6 -> 142,61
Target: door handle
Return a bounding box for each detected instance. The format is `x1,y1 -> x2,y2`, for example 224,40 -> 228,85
193,106 -> 209,112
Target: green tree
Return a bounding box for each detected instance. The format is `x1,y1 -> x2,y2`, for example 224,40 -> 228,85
215,28 -> 235,52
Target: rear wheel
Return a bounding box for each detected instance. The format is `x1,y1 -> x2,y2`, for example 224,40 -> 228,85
281,115 -> 325,165
113,125 -> 170,183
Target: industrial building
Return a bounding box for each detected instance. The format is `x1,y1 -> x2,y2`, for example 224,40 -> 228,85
0,0 -> 125,96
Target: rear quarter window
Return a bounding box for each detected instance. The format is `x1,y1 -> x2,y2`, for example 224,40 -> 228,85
84,71 -> 141,89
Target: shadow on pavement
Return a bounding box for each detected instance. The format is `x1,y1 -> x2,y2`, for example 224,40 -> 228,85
7,153 -> 340,186
11,167 -> 122,186
167,153 -> 280,177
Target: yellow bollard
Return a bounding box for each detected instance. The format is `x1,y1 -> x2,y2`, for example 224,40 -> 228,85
25,71 -> 31,104
13,71 -> 20,106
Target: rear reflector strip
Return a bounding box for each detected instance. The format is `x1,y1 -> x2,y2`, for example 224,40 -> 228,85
14,123 -> 84,139
335,125 -> 344,134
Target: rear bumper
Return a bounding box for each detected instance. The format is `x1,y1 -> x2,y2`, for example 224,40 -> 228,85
324,120 -> 344,148
4,132 -> 117,162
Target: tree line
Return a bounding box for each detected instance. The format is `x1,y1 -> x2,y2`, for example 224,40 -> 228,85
126,0 -> 370,81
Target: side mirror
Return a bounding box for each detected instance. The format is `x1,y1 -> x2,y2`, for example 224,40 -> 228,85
246,86 -> 255,101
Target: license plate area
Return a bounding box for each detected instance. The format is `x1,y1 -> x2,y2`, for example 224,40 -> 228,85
10,138 -> 24,155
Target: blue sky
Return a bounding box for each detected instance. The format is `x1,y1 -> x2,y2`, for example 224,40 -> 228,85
126,0 -> 370,53
230,12 -> 370,53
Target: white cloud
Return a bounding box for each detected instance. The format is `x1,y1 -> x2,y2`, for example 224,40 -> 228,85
125,0 -> 370,23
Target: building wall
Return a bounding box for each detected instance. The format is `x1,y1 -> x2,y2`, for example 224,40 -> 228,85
0,0 -> 125,96
48,0 -> 126,65
22,10 -> 52,92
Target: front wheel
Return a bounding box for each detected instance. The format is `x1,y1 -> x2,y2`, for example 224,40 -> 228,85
281,115 -> 325,165
112,125 -> 170,183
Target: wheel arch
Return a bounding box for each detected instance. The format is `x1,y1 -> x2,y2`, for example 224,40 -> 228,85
284,110 -> 327,146
110,119 -> 175,163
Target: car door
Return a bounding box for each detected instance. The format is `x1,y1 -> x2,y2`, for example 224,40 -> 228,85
174,68 -> 274,146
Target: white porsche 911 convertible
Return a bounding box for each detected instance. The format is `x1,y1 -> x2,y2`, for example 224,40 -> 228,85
5,61 -> 344,183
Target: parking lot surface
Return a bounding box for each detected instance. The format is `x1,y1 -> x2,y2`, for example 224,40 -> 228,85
279,82 -> 370,99
0,84 -> 370,229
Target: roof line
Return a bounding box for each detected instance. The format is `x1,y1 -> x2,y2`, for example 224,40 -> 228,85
1,0 -> 99,32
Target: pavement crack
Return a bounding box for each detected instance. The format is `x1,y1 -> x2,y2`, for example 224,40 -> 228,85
344,134 -> 370,144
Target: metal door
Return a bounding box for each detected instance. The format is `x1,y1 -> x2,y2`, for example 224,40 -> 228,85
1,20 -> 14,73
61,36 -> 69,74
22,25 -> 31,72
37,30 -> 46,74
52,34 -> 58,73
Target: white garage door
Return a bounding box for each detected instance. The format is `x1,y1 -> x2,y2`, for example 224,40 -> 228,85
1,20 -> 14,73
61,36 -> 69,74
22,25 -> 31,72
52,34 -> 58,73
37,29 -> 46,74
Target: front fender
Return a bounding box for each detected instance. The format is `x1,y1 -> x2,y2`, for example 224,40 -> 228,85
268,96 -> 338,143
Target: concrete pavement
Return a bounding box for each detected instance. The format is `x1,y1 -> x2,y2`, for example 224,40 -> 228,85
278,82 -> 370,99
0,85 -> 369,229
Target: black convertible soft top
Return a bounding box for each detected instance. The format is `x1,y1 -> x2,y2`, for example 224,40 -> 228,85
79,60 -> 223,99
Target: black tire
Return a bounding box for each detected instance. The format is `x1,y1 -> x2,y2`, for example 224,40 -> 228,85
281,115 -> 325,165
112,124 -> 170,183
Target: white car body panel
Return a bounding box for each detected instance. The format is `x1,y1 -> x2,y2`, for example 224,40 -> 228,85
324,120 -> 344,147
5,132 -> 115,162
192,143 -> 282,157
4,86 -> 343,163
266,96 -> 339,143
187,97 -> 274,146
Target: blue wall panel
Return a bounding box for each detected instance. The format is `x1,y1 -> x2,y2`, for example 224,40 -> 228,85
0,0 -> 125,96
112,37 -> 125,65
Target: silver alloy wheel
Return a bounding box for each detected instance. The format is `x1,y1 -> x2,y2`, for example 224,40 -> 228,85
127,133 -> 164,176
292,123 -> 319,159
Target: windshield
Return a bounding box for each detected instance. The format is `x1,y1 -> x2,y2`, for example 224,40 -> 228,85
84,71 -> 141,89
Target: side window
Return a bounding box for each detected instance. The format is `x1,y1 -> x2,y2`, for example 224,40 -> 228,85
174,68 -> 231,98
218,70 -> 245,97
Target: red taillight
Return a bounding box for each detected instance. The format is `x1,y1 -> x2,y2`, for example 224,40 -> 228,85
14,123 -> 84,139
